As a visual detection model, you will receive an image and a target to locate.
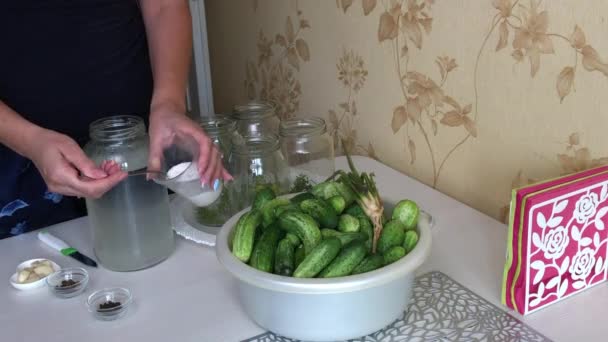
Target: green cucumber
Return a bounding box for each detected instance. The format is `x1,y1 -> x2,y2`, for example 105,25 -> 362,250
274,238 -> 296,276
318,241 -> 367,278
299,198 -> 338,229
358,216 -> 374,253
320,228 -> 341,239
277,210 -> 322,255
293,237 -> 341,278
384,246 -> 406,265
254,182 -> 280,198
328,195 -> 346,215
294,244 -> 305,268
252,186 -> 276,210
392,199 -> 419,231
274,203 -> 299,218
377,220 -> 405,254
261,198 -> 291,227
285,232 -> 301,246
351,254 -> 385,275
338,214 -> 360,233
403,230 -> 419,254
231,210 -> 263,262
253,221 -> 265,241
249,224 -> 284,272
345,203 -> 366,218
311,181 -> 339,200
290,192 -> 316,205
320,229 -> 366,246
335,181 -> 356,206
311,181 -> 355,206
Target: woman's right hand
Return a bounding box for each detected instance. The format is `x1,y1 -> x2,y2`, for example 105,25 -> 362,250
25,129 -> 127,198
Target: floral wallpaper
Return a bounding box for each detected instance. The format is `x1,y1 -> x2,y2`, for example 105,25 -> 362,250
243,4 -> 311,119
205,0 -> 608,222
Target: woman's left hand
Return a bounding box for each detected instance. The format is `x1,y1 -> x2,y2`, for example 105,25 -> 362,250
147,103 -> 232,186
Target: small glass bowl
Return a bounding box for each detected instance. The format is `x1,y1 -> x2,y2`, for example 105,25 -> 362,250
87,287 -> 132,321
45,267 -> 89,298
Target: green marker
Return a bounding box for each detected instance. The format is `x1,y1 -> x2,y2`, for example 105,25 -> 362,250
38,231 -> 98,267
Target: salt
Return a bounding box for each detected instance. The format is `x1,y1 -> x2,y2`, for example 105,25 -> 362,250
167,162 -> 199,181
164,161 -> 222,207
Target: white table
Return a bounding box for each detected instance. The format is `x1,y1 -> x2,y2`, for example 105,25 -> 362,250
1,156 -> 605,342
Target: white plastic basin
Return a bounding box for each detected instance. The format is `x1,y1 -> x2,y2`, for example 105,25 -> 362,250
215,198 -> 432,341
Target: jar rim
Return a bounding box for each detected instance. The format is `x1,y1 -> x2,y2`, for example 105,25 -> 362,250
232,101 -> 276,120
198,115 -> 236,137
231,133 -> 280,156
89,115 -> 146,142
279,117 -> 327,137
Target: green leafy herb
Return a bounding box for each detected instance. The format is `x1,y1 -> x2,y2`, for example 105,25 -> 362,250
196,188 -> 232,226
333,140 -> 385,253
289,174 -> 313,193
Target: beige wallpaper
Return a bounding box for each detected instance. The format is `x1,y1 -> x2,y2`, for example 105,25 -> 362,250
205,0 -> 608,222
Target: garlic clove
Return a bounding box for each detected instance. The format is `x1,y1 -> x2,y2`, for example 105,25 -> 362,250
25,272 -> 41,283
33,265 -> 54,277
17,269 -> 31,283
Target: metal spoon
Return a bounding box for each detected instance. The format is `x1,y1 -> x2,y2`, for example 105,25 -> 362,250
79,169 -> 169,182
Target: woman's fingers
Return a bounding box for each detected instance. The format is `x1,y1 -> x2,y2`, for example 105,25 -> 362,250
190,131 -> 214,179
200,145 -> 220,186
69,170 -> 127,199
52,158 -> 126,199
147,135 -> 165,175
146,112 -> 235,187
221,168 -> 234,181
102,160 -> 123,175
62,142 -> 107,179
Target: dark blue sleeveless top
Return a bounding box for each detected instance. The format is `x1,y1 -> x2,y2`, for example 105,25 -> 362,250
0,0 -> 153,238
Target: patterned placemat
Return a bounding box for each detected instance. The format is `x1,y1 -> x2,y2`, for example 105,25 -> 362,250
242,271 -> 552,342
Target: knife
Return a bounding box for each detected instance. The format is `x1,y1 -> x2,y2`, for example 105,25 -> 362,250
37,231 -> 98,267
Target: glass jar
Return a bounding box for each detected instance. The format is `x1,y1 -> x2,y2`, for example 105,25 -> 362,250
231,101 -> 281,137
198,115 -> 236,158
279,117 -> 335,193
226,133 -> 289,213
83,115 -> 174,272
193,115 -> 238,227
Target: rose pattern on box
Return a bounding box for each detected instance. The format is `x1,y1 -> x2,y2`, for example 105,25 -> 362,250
526,183 -> 608,314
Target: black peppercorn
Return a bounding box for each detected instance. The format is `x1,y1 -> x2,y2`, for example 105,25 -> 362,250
56,279 -> 77,289
98,300 -> 121,312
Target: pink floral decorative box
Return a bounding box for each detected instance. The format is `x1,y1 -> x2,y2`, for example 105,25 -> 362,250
502,167 -> 608,315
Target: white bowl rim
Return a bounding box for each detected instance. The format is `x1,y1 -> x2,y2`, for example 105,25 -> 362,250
215,194 -> 432,294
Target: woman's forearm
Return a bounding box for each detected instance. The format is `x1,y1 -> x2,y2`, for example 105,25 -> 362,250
140,0 -> 193,114
0,100 -> 43,158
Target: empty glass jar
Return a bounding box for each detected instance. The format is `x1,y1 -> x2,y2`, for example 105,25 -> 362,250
226,133 -> 289,213
198,115 -> 237,158
83,115 -> 174,272
193,115 -> 238,227
279,117 -> 335,193
231,101 -> 280,137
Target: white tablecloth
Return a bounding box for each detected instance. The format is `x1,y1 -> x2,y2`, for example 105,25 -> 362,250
1,156 -> 605,341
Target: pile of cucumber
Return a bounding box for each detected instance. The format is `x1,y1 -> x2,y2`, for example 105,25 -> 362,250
230,181 -> 420,278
